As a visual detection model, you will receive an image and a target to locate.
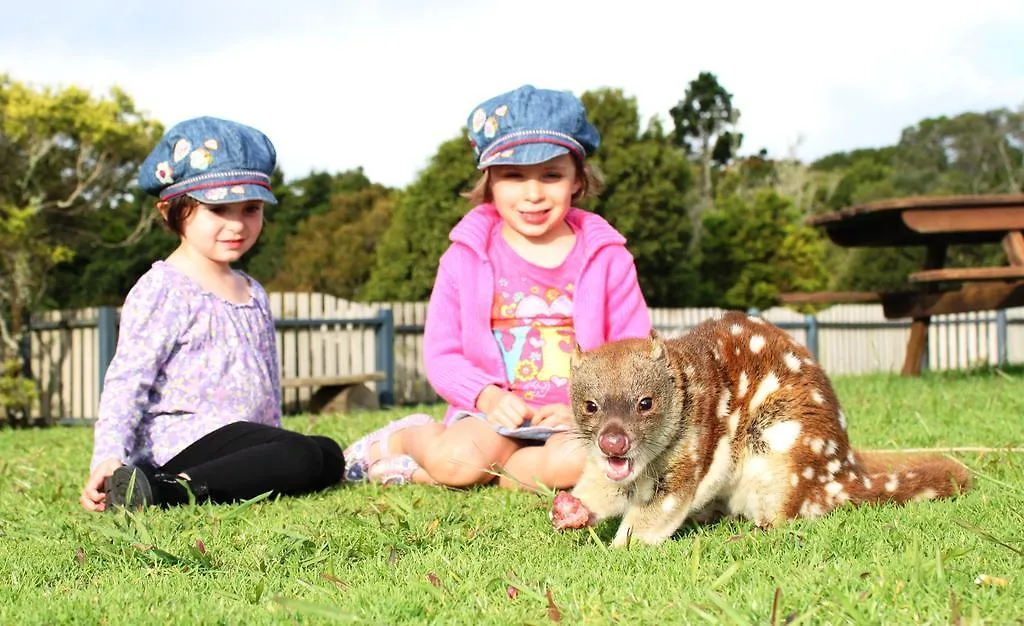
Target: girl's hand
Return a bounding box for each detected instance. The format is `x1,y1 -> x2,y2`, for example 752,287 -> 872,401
477,386 -> 532,430
80,458 -> 123,512
531,404 -> 574,430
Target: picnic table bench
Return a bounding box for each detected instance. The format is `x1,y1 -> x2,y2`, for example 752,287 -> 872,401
780,193 -> 1024,376
280,372 -> 386,414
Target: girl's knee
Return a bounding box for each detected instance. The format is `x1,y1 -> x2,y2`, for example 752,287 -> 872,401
422,439 -> 501,487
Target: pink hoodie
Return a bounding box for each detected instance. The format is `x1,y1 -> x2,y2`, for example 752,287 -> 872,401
424,204 -> 652,421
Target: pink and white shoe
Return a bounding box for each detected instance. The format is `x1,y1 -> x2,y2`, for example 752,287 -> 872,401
342,413 -> 434,483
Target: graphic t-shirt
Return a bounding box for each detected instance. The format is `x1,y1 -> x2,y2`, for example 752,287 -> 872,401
490,227 -> 585,408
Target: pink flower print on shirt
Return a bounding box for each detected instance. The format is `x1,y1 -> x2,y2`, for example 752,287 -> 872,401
230,185 -> 246,195
155,161 -> 174,184
204,138 -> 219,150
205,188 -> 229,201
494,104 -> 508,116
515,294 -> 573,325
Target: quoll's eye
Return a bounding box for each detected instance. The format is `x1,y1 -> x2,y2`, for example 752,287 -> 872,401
638,397 -> 653,412
584,400 -> 599,414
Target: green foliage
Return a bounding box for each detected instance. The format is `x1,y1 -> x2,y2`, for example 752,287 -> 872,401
700,189 -> 828,310
581,89 -> 699,306
267,184 -> 395,299
0,75 -> 160,346
362,136 -> 479,301
669,71 -> 742,163
0,358 -> 36,427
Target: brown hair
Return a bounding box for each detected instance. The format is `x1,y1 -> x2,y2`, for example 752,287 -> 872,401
158,194 -> 200,236
461,155 -> 605,206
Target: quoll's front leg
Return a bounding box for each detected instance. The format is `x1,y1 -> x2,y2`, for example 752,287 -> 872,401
612,492 -> 693,547
569,467 -> 629,524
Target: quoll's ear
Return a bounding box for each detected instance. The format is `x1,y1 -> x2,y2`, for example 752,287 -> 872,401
570,342 -> 584,370
649,330 -> 666,361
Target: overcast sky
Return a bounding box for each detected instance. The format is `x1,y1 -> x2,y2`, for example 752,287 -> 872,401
3,0 -> 1023,188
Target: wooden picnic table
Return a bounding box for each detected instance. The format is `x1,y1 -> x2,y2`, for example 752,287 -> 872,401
782,193 -> 1024,376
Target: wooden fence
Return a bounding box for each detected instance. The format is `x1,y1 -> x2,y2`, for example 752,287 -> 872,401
15,294 -> 1024,421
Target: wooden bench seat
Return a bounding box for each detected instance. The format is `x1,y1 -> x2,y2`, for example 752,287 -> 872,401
909,266 -> 1024,283
777,291 -> 883,305
281,372 -> 386,414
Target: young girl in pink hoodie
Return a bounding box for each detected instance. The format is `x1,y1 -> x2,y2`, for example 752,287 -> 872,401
345,85 -> 651,490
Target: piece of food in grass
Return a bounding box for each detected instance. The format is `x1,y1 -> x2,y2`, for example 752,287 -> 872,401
550,490 -> 593,529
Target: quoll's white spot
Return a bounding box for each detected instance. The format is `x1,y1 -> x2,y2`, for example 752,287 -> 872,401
802,467 -> 815,480
749,372 -> 781,413
825,481 -> 844,496
800,500 -> 825,517
827,459 -> 841,474
846,450 -> 855,464
790,473 -> 799,487
863,477 -> 873,489
728,408 -> 741,435
810,390 -> 824,405
824,440 -> 838,457
808,438 -> 825,455
783,352 -> 801,372
750,334 -> 766,354
716,389 -> 732,419
730,324 -> 743,336
913,488 -> 938,501
838,410 -> 847,430
906,471 -> 917,479
737,372 -> 749,397
748,315 -> 766,325
885,475 -> 899,492
762,420 -> 802,452
684,365 -> 696,377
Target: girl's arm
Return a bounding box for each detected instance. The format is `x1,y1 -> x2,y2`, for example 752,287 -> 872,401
423,255 -> 507,411
603,249 -> 652,342
89,276 -> 185,470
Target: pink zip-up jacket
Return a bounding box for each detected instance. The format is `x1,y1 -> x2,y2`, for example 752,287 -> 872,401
424,204 -> 652,422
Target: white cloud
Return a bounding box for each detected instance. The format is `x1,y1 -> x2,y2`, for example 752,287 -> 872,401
3,0 -> 1022,187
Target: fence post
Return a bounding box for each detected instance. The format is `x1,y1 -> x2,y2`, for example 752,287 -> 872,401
375,308 -> 395,407
804,314 -> 819,361
996,309 -> 1008,367
97,307 -> 118,395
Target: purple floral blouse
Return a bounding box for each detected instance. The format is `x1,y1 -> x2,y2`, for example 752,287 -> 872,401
90,261 -> 281,470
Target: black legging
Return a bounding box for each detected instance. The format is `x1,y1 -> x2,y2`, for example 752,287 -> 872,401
159,422 -> 345,502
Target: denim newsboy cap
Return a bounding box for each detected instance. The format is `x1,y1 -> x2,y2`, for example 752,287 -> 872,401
138,116 -> 278,205
467,85 -> 600,169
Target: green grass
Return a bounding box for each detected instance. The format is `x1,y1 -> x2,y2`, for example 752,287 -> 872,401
1,368 -> 1022,624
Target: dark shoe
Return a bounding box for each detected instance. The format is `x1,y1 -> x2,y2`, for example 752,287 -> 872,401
104,465 -> 156,510
104,465 -> 208,510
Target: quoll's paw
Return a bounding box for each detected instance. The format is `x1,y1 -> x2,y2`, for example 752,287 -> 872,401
549,491 -> 594,530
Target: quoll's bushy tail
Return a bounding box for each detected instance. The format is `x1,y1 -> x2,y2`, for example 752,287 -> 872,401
844,450 -> 971,505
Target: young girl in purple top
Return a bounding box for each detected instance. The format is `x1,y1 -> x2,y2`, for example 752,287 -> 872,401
80,117 -> 344,512
344,85 -> 651,490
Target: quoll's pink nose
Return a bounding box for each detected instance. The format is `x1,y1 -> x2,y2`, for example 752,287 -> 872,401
599,430 -> 629,456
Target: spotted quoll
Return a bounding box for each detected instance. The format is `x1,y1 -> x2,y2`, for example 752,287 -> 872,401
554,311 -> 970,546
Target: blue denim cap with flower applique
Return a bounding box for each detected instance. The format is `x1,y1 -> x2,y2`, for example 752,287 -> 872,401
466,85 -> 600,169
138,116 -> 278,205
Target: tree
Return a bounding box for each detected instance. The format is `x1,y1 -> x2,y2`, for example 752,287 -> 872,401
699,189 -> 828,310
0,77 -> 160,421
362,135 -> 479,301
670,71 -> 742,249
267,184 -> 395,299
581,88 -> 699,306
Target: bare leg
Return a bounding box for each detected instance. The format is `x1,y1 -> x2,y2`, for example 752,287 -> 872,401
498,432 -> 587,491
397,418 -> 522,487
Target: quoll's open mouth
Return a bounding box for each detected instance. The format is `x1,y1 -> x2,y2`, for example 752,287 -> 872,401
605,456 -> 633,481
